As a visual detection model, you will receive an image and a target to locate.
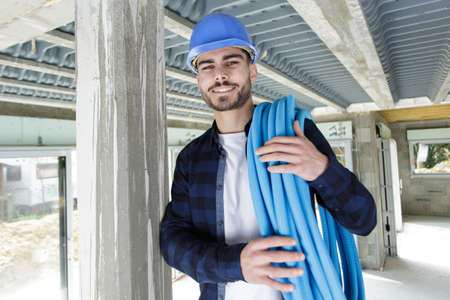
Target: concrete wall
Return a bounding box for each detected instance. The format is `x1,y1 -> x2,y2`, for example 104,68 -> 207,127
390,119 -> 450,217
315,112 -> 386,270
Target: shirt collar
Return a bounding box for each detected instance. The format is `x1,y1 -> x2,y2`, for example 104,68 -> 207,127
210,117 -> 253,144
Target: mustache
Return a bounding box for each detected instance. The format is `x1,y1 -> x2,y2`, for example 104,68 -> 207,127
208,81 -> 239,92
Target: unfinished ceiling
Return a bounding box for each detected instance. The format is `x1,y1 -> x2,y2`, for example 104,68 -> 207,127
0,0 -> 449,124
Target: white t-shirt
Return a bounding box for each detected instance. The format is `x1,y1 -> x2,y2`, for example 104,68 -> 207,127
218,132 -> 282,300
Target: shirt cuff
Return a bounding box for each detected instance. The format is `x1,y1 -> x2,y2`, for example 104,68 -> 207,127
220,243 -> 247,282
308,157 -> 345,211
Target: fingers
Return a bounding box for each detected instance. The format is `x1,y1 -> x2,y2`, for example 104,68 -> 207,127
255,143 -> 301,156
260,136 -> 304,147
241,237 -> 305,292
260,121 -> 305,146
260,277 -> 295,292
259,152 -> 300,164
267,163 -> 296,174
250,236 -> 296,250
265,250 -> 305,263
264,265 -> 304,278
293,120 -> 304,137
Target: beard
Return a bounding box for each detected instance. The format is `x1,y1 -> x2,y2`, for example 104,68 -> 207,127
200,77 -> 252,112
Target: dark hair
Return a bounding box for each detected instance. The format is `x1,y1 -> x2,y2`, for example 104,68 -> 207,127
241,49 -> 252,64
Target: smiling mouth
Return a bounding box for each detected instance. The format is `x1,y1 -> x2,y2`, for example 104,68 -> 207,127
212,86 -> 236,93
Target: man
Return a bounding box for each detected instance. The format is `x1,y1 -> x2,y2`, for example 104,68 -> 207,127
160,13 -> 376,300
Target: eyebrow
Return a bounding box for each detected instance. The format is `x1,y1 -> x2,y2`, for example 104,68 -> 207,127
197,53 -> 244,67
223,53 -> 244,61
197,59 -> 214,67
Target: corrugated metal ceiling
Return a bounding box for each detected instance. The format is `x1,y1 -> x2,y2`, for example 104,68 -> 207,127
360,0 -> 450,101
0,0 -> 449,122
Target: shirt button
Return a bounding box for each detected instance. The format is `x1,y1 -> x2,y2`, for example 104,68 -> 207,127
318,184 -> 324,188
217,185 -> 222,191
218,296 -> 223,300
218,221 -> 223,226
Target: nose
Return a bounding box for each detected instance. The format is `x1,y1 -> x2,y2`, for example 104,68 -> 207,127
214,68 -> 228,82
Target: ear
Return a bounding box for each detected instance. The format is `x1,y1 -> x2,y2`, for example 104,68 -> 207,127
249,64 -> 258,83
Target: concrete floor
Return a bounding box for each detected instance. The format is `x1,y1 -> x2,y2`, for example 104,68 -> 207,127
363,215 -> 450,300
172,215 -> 450,299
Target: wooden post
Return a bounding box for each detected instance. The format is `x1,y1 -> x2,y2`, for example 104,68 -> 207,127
75,0 -> 172,299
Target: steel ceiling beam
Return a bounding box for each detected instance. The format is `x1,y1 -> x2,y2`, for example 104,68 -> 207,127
0,77 -> 75,96
38,29 -> 75,49
166,66 -> 196,84
286,0 -> 394,109
167,104 -> 213,117
166,91 -> 203,103
0,93 -> 75,109
166,114 -> 212,125
0,54 -> 75,78
0,92 -> 213,124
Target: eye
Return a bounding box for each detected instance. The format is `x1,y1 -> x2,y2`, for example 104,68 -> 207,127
226,61 -> 239,66
200,65 -> 214,71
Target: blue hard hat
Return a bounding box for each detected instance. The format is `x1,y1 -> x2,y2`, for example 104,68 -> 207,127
186,13 -> 260,73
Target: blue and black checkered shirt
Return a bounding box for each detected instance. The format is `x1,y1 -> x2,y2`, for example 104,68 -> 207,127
160,117 -> 376,300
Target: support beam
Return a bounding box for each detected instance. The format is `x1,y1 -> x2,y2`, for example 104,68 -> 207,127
0,92 -> 212,125
164,8 -> 195,41
167,104 -> 213,117
0,93 -> 75,109
166,66 -> 196,84
257,62 -> 344,110
164,8 -> 343,110
76,1 -> 171,299
0,54 -> 75,78
39,29 -> 75,49
167,114 -> 213,125
0,77 -> 75,96
432,71 -> 450,104
0,0 -> 74,50
166,91 -> 203,103
0,101 -> 75,120
167,119 -> 210,130
286,0 -> 394,109
379,103 -> 450,123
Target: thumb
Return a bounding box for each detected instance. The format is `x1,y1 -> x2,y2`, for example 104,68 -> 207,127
293,120 -> 304,137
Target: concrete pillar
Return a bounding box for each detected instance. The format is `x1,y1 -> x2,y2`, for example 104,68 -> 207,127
353,113 -> 385,270
75,0 -> 172,299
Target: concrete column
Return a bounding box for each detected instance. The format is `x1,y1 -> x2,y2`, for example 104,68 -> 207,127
76,0 -> 172,299
353,113 -> 385,270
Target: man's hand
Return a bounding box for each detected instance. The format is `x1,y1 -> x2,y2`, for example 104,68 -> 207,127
240,236 -> 305,292
255,120 -> 329,181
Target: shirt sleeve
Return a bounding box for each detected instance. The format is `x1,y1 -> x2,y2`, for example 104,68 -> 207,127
304,119 -> 377,236
159,149 -> 246,284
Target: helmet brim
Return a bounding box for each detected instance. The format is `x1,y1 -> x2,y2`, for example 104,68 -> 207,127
187,38 -> 259,74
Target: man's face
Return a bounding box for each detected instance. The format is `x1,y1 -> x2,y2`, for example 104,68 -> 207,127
196,47 -> 257,112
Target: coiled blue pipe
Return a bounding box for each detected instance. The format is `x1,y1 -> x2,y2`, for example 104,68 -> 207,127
247,95 -> 365,300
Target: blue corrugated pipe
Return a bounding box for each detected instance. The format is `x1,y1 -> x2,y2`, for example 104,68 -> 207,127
247,95 -> 365,300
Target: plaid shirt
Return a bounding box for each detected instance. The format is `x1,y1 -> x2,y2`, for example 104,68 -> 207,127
160,117 -> 376,300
